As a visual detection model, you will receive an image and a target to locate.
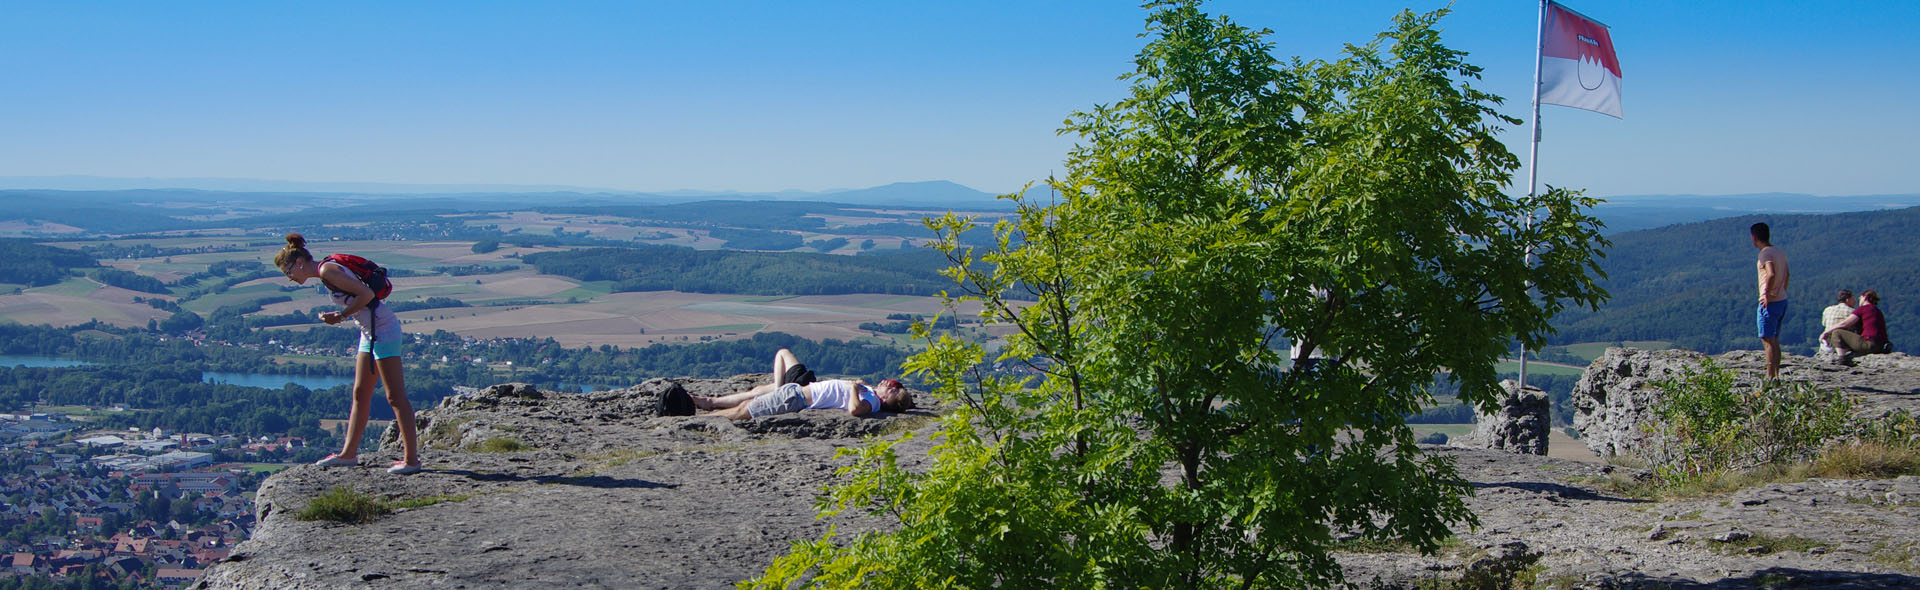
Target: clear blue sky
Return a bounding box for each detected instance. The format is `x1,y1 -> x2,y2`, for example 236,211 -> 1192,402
3,1 -> 1914,197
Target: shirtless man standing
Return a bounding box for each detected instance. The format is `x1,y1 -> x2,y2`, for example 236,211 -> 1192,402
1752,222 -> 1790,380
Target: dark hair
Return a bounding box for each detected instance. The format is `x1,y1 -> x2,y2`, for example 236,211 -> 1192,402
1837,289 -> 1854,304
877,378 -> 914,412
273,233 -> 313,269
1862,289 -> 1880,305
1750,222 -> 1771,244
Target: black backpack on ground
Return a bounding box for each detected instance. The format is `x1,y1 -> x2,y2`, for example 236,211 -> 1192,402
656,382 -> 696,417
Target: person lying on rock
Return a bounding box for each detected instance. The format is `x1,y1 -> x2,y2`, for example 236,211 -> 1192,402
694,348 -> 914,420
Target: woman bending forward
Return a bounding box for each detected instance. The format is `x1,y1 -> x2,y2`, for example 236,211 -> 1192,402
274,233 -> 422,474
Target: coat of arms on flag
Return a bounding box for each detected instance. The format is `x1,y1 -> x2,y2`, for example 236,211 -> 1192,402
1538,1 -> 1621,118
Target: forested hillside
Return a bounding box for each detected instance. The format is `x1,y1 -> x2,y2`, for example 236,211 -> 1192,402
523,246 -> 955,296
1550,206 -> 1920,354
0,239 -> 96,286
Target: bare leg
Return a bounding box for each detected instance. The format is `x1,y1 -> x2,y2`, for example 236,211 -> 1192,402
772,348 -> 800,385
376,356 -> 419,466
1762,337 -> 1780,380
712,405 -> 752,421
701,383 -> 778,410
338,353 -> 378,458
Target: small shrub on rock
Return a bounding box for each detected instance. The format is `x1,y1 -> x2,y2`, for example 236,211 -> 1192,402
1645,360 -> 1854,483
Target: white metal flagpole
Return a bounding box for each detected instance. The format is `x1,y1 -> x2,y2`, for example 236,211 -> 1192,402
1519,0 -> 1548,390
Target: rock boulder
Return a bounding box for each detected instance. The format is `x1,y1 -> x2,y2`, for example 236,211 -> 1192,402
1455,379 -> 1549,455
1572,347 -> 1920,458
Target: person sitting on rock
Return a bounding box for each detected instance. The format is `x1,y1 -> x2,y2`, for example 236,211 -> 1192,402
1821,289 -> 1893,361
1819,289 -> 1855,354
693,348 -> 914,420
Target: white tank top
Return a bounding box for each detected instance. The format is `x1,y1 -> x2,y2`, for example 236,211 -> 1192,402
805,380 -> 870,411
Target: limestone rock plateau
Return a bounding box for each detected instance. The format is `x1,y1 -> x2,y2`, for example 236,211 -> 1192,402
196,355 -> 1920,589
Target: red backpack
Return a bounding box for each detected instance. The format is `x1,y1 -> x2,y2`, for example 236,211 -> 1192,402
321,254 -> 394,301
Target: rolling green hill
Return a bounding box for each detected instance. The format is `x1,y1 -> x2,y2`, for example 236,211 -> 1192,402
1550,206 -> 1919,354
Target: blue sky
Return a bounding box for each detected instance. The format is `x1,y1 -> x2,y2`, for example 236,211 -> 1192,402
3,1 -> 1915,197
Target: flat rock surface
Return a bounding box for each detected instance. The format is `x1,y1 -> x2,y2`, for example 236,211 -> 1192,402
197,377 -> 1920,589
194,379 -> 938,590
1343,449 -> 1920,589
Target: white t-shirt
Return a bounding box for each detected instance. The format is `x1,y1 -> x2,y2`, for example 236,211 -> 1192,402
805,380 -> 874,412
1820,303 -> 1854,352
328,288 -> 400,342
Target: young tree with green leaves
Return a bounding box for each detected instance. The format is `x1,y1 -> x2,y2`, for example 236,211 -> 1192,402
751,2 -> 1607,588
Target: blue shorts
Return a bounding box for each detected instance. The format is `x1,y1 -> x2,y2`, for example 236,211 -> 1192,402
1756,300 -> 1788,339
357,335 -> 403,360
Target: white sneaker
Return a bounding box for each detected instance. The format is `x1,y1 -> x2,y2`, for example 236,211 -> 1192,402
387,461 -> 422,475
314,454 -> 357,467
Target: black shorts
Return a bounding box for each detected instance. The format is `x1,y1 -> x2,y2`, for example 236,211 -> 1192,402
780,364 -> 816,386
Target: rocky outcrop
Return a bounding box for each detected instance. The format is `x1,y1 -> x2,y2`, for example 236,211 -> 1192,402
194,378 -> 937,590
1572,348 -> 1920,458
1569,347 -> 1712,458
1455,379 -> 1550,455
195,369 -> 1920,589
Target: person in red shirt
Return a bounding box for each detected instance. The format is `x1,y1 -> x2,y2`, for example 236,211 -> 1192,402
1821,289 -> 1892,361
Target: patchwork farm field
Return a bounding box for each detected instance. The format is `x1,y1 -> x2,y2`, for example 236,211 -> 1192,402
5,235 -> 1003,350
384,291 -> 999,349
0,278 -> 171,328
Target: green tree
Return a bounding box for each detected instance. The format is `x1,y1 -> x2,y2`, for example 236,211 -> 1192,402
157,310 -> 204,334
753,3 -> 1606,589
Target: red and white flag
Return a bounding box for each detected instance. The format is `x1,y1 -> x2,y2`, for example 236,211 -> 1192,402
1538,1 -> 1621,118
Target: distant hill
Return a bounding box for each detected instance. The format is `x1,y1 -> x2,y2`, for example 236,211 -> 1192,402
1550,205 -> 1920,355
0,175 -> 621,194
0,181 -> 1011,237
0,176 -> 1010,208
1592,193 -> 1920,233
809,181 -> 1005,208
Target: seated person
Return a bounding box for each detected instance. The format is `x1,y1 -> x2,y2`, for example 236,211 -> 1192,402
1819,289 -> 1855,353
1821,289 -> 1892,358
695,348 -> 914,420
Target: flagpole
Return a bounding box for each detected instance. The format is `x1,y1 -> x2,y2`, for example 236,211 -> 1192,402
1519,0 -> 1548,390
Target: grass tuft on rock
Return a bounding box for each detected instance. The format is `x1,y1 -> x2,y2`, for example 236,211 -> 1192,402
297,486 -> 390,524
1592,439 -> 1920,500
391,493 -> 474,510
1811,442 -> 1920,479
1869,541 -> 1920,574
472,437 -> 529,453
1702,532 -> 1829,555
425,416 -> 474,450
297,488 -> 483,523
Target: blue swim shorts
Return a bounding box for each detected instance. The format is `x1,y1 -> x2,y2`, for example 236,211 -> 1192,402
1756,300 -> 1788,339
357,334 -> 403,360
